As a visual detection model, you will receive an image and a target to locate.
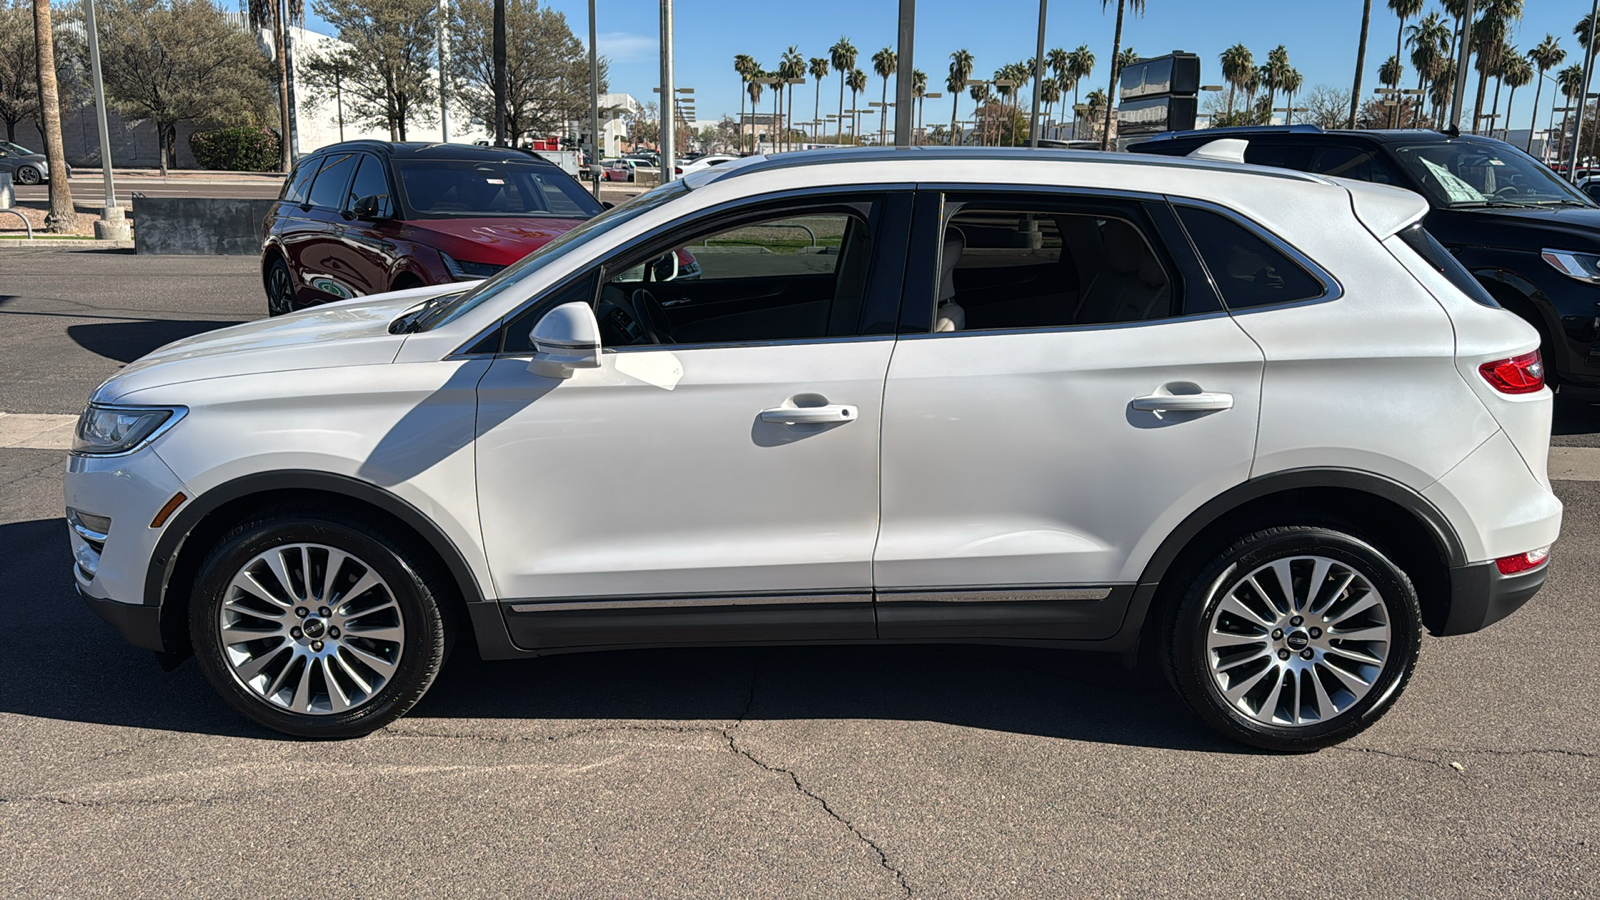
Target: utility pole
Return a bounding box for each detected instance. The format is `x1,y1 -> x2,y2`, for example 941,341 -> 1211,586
493,0 -> 507,145
893,0 -> 914,146
588,0 -> 601,196
82,0 -> 127,239
1449,0 -> 1474,132
438,0 -> 451,141
659,0 -> 675,180
1029,0 -> 1046,147
1569,0 -> 1600,180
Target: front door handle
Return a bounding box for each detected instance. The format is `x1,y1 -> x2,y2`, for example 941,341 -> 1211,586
1131,390 -> 1234,413
759,404 -> 858,425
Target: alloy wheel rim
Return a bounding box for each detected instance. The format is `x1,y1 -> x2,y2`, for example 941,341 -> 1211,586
268,267 -> 293,314
218,542 -> 405,716
1205,555 -> 1391,728
18,167 -> 39,185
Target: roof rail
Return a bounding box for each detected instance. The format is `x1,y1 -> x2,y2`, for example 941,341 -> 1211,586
1138,123 -> 1324,143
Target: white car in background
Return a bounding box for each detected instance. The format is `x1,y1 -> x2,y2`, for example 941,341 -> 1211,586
676,154 -> 741,176
66,145 -> 1560,750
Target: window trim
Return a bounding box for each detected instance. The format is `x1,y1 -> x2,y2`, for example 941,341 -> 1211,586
901,186 -> 1196,337
1167,197 -> 1344,314
450,185 -> 915,357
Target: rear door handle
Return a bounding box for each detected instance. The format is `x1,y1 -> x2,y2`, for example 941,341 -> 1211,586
759,404 -> 858,425
1131,391 -> 1234,413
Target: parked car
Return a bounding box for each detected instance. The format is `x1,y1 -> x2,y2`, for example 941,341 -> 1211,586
676,154 -> 740,175
0,140 -> 66,185
260,141 -> 605,315
1131,126 -> 1600,396
71,146 -> 1559,750
603,158 -> 644,182
1576,175 -> 1600,204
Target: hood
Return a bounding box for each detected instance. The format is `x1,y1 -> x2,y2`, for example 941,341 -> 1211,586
1428,204 -> 1600,253
92,284 -> 461,404
400,217 -> 585,266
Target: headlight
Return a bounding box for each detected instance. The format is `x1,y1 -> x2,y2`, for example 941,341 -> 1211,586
1541,249 -> 1600,284
440,251 -> 505,281
71,404 -> 184,456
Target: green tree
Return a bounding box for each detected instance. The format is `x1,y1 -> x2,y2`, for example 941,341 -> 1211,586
946,48 -> 972,146
846,67 -> 866,143
1499,52 -> 1531,140
1558,62 -> 1584,162
1219,43 -> 1253,117
1525,36 -> 1565,152
0,1 -> 39,142
779,45 -> 803,151
829,37 -> 855,146
1066,44 -> 1094,113
1387,0 -> 1424,97
871,46 -> 894,145
1037,76 -> 1060,129
1045,46 -> 1068,111
1468,0 -> 1522,134
1260,45 -> 1292,117
808,56 -> 828,144
446,0 -> 596,147
733,54 -> 756,147
311,0 -> 437,141
1407,12 -> 1451,124
95,0 -> 272,175
1098,0 -> 1145,149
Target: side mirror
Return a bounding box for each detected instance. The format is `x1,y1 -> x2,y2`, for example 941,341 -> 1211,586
352,194 -> 383,219
601,201 -> 616,210
528,301 -> 602,378
650,251 -> 679,283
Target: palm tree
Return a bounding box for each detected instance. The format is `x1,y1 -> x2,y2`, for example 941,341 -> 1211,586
1098,0 -> 1147,150
871,47 -> 897,145
1039,78 -> 1061,132
1431,58 -> 1457,124
809,57 -> 830,144
1281,68 -> 1304,124
1261,46 -> 1292,118
1500,53 -> 1532,141
734,54 -> 757,151
948,49 -> 974,146
830,38 -> 857,147
1527,36 -> 1565,153
1220,44 -> 1254,117
846,68 -> 868,143
969,82 -> 992,145
1470,0 -> 1523,134
1558,62 -> 1586,164
1066,44 -> 1096,123
912,69 -> 928,143
778,46 -> 804,152
1576,12 -> 1600,154
1353,0 -> 1374,128
1408,13 -> 1451,127
1379,55 -> 1404,127
1046,47 -> 1070,122
1388,0 -> 1425,101
1085,87 -> 1108,141
30,0 -> 73,230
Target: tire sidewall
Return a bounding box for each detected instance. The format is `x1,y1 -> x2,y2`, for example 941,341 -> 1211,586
1171,528 -> 1422,751
189,513 -> 444,739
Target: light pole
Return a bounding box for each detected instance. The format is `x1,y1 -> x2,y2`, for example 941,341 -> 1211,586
588,0 -> 600,196
1570,0 -> 1600,180
438,0 -> 450,141
1029,0 -> 1047,147
658,0 -> 675,180
920,92 -> 941,144
81,0 -> 127,239
893,0 -> 915,147
1448,0 -> 1474,132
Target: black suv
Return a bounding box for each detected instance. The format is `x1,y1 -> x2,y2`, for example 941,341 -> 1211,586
1131,126 -> 1600,395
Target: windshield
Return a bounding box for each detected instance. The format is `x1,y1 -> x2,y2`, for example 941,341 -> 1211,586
0,141 -> 35,156
392,157 -> 604,219
1391,141 -> 1592,208
415,179 -> 691,331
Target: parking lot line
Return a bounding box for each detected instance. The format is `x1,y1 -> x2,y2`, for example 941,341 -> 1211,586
0,413 -> 77,450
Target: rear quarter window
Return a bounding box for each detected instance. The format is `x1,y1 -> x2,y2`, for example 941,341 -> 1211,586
1175,206 -> 1328,310
1395,224 -> 1500,308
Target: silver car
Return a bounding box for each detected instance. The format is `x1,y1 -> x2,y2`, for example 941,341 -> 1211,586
0,140 -> 61,185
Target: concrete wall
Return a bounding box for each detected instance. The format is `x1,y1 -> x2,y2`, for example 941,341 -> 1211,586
133,197 -> 277,255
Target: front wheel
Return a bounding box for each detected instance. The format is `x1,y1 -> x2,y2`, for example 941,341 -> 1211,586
264,256 -> 296,317
189,508 -> 448,738
15,165 -> 41,185
1164,526 -> 1422,752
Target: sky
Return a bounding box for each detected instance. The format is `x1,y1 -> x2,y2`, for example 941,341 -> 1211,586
302,0 -> 1597,140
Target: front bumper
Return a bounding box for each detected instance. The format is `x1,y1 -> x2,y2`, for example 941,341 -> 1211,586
77,583 -> 165,651
1438,560 -> 1549,636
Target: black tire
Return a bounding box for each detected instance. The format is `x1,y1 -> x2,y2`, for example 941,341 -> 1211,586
189,507 -> 449,739
264,256 -> 296,317
1163,526 -> 1422,752
15,165 -> 41,186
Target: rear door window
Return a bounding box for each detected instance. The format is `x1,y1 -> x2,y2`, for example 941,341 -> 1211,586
1175,206 -> 1328,310
306,153 -> 357,210
282,160 -> 319,203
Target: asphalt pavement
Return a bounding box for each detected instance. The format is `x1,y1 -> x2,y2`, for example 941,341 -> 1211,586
1,249 -> 1597,897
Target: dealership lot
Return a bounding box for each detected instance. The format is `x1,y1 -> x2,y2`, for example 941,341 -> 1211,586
2,248 -> 1597,896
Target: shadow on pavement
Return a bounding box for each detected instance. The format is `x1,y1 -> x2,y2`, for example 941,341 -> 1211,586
67,319 -> 242,363
0,516 -> 1235,753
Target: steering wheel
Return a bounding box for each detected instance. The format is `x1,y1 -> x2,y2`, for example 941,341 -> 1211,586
630,289 -> 676,345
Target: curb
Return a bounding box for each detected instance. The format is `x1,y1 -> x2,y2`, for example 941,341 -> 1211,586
0,238 -> 133,249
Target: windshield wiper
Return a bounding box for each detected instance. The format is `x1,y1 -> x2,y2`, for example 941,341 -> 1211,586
389,294 -> 457,334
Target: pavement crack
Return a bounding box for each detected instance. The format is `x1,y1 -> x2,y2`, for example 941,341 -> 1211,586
723,655 -> 913,898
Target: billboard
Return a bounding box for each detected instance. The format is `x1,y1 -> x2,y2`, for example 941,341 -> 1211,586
1117,95 -> 1199,137
1119,53 -> 1200,101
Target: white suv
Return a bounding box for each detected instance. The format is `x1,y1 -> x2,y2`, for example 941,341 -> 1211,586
65,146 -> 1561,750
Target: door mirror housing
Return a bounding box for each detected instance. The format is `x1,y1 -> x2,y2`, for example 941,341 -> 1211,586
650,250 -> 679,283
528,301 -> 602,377
351,194 -> 384,220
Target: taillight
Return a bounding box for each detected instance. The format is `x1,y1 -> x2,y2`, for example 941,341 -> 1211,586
1495,546 -> 1550,575
1478,351 -> 1544,394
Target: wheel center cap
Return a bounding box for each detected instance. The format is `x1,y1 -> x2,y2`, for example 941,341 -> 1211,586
1286,630 -> 1310,651
303,618 -> 326,640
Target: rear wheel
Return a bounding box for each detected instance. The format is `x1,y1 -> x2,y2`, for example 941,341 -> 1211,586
14,165 -> 41,185
189,508 -> 448,738
264,256 -> 296,316
1164,526 -> 1422,752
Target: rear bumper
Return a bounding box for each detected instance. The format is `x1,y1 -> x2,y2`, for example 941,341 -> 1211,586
1437,560 -> 1549,636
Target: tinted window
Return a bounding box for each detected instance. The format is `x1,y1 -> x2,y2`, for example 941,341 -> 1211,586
1308,145 -> 1405,186
345,155 -> 394,217
1395,224 -> 1499,308
1176,206 -> 1326,309
393,158 -> 603,219
503,272 -> 599,353
282,159 -> 319,204
930,201 -> 1175,331
1242,142 -> 1310,171
306,153 -> 356,210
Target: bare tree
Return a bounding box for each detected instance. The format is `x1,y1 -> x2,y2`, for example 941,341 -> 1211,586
311,0 -> 436,141
94,0 -> 273,174
448,0 -> 600,146
1303,83 -> 1355,129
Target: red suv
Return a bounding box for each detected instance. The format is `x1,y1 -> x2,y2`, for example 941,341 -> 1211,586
261,142 -> 606,315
